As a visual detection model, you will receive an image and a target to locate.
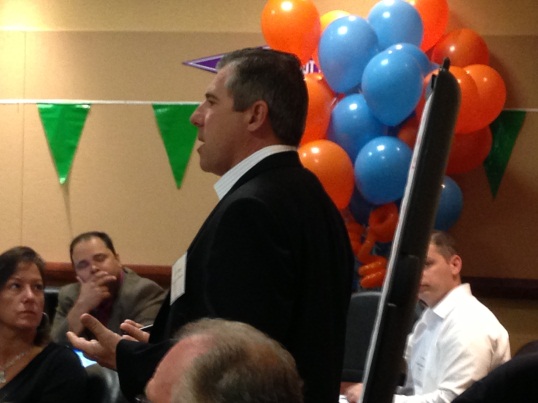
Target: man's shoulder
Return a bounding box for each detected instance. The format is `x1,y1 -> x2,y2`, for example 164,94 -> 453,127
58,282 -> 81,297
238,158 -> 330,205
445,295 -> 507,335
120,267 -> 164,292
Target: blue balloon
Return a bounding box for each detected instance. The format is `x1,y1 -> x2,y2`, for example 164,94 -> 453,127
349,186 -> 375,226
354,136 -> 412,205
367,0 -> 423,49
362,49 -> 423,126
318,15 -> 380,94
434,176 -> 463,231
328,94 -> 388,162
386,43 -> 436,76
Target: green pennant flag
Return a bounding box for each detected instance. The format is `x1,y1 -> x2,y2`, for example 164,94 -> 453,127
484,110 -> 527,198
38,103 -> 91,184
153,104 -> 199,188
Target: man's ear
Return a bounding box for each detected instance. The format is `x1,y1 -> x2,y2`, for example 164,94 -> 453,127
449,254 -> 462,276
246,100 -> 269,132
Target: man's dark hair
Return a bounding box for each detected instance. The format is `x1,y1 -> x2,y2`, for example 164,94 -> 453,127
430,230 -> 458,260
69,231 -> 117,264
217,47 -> 308,146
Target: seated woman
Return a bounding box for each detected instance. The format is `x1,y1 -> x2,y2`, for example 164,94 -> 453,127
0,246 -> 87,403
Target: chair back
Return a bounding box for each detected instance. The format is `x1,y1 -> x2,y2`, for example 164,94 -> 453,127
342,290 -> 382,382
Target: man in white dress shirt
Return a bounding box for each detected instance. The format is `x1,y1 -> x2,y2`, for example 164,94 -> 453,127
345,231 -> 510,403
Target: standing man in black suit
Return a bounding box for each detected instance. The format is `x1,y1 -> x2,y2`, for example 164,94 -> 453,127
68,47 -> 354,403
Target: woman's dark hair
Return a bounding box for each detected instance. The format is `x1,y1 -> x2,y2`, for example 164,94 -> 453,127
0,246 -> 50,346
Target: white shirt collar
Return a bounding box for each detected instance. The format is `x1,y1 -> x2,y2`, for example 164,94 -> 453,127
214,145 -> 297,200
431,283 -> 471,319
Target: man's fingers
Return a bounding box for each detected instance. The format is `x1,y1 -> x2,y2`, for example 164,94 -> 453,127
122,319 -> 142,328
345,383 -> 363,403
93,273 -> 117,286
69,315 -> 121,370
67,330 -> 118,370
67,331 -> 93,355
119,322 -> 150,343
80,313 -> 111,338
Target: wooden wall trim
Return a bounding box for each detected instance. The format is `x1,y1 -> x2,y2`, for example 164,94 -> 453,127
44,264 -> 537,299
463,276 -> 538,300
45,262 -> 171,288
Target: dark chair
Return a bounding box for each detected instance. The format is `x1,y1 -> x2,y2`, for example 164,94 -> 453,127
86,365 -> 130,403
45,286 -> 60,323
341,291 -> 424,387
514,340 -> 538,357
341,290 -> 382,383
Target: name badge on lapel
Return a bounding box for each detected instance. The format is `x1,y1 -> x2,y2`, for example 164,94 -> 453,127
170,253 -> 186,305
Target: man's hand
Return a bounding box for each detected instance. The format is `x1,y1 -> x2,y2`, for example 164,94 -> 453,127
66,272 -> 117,335
345,383 -> 363,403
77,271 -> 117,311
67,314 -> 121,370
120,319 -> 151,343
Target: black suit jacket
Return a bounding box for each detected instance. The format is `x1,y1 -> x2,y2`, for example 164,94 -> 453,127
117,151 -> 354,402
452,352 -> 538,403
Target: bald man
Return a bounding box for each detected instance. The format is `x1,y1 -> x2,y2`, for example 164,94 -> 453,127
143,318 -> 303,403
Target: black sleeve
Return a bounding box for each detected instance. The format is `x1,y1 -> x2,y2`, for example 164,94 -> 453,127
453,353 -> 538,403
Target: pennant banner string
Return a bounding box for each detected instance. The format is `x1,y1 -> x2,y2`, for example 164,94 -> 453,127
30,101 -> 199,187
0,99 -> 199,105
0,100 -> 535,115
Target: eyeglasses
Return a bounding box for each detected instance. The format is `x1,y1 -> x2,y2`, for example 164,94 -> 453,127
135,395 -> 151,403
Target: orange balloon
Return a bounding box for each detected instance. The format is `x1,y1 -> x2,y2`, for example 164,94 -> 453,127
446,127 -> 492,175
465,64 -> 506,129
301,73 -> 336,145
431,28 -> 489,67
368,203 -> 399,243
413,71 -> 436,124
320,9 -> 350,32
398,115 -> 420,149
344,213 -> 365,255
357,231 -> 378,264
450,66 -> 481,134
408,0 -> 449,52
298,140 -> 354,209
261,0 -> 321,65
360,267 -> 386,288
359,257 -> 387,277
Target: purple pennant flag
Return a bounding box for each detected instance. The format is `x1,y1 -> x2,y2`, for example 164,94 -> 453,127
183,49 -> 319,74
183,54 -> 225,73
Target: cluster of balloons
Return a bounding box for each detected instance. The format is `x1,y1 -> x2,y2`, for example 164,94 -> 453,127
261,0 -> 506,287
